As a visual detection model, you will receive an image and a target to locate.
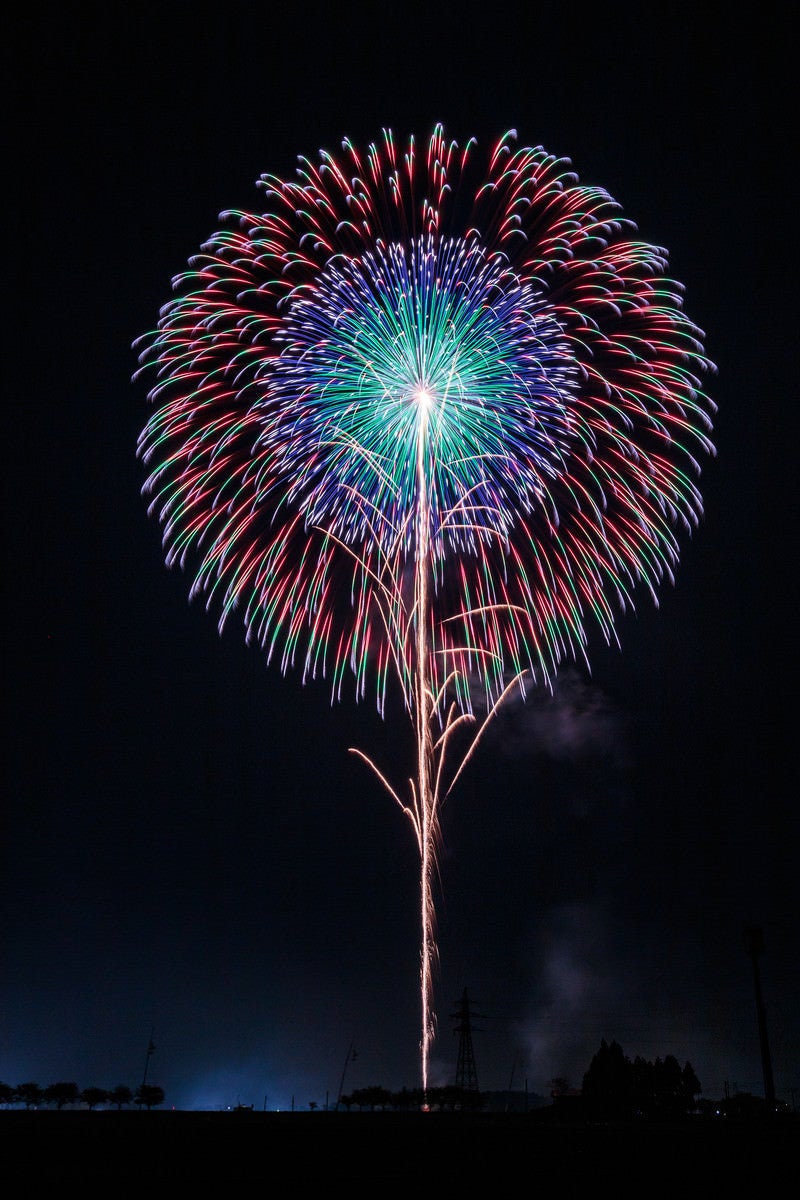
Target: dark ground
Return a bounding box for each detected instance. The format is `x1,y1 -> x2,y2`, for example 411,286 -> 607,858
2,1109 -> 797,1188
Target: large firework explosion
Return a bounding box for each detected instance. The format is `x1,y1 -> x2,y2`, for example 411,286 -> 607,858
134,125 -> 715,1092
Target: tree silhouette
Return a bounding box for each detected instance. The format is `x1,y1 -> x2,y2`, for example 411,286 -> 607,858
680,1063 -> 702,1109
389,1087 -> 422,1111
15,1083 -> 44,1110
80,1087 -> 109,1110
108,1084 -> 133,1110
583,1041 -> 701,1119
350,1086 -> 392,1111
44,1082 -> 79,1109
135,1084 -> 165,1110
583,1040 -> 631,1117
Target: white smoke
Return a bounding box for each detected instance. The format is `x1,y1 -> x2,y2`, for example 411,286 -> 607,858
484,668 -> 629,766
513,902 -> 629,1093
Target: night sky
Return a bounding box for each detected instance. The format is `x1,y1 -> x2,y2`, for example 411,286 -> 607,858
5,4 -> 796,1112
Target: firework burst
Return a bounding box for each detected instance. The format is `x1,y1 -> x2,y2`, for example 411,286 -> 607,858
135,125 -> 715,1091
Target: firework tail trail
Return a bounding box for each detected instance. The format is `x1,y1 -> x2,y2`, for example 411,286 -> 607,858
352,388 -> 526,1091
415,397 -> 436,1091
350,390 -> 451,1092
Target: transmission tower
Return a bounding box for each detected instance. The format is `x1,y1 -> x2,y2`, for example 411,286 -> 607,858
452,988 -> 483,1094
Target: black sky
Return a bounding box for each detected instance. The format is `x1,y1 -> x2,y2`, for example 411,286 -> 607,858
4,3 -> 796,1111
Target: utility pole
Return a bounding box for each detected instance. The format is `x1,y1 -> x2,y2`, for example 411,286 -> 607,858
744,927 -> 775,1108
141,1026 -> 156,1089
336,1040 -> 357,1109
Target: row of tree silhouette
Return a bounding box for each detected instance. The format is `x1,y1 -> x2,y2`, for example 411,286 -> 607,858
335,1042 -> 702,1116
337,1085 -> 482,1111
1,1041 -> 702,1117
580,1040 -> 701,1118
337,1043 -> 703,1116
0,1082 -> 165,1110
